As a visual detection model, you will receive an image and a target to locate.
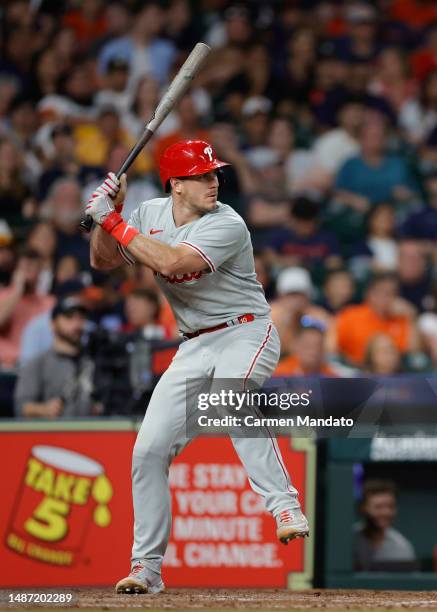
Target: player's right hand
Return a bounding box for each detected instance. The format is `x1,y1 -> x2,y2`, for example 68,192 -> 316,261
91,172 -> 127,213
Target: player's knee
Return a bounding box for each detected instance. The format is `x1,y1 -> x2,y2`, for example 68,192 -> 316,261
132,441 -> 169,467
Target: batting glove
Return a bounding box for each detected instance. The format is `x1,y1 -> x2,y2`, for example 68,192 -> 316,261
90,172 -> 124,213
85,191 -> 116,226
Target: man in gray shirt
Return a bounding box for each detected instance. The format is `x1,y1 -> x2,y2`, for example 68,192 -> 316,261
354,479 -> 417,571
14,296 -> 95,418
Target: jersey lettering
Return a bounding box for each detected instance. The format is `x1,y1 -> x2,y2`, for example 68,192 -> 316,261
158,271 -> 204,284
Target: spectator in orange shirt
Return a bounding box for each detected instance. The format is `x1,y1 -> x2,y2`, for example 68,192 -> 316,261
274,316 -> 338,377
333,273 -> 418,366
0,248 -> 55,369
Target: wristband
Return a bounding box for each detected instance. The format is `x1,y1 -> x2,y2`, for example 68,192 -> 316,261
101,211 -> 139,248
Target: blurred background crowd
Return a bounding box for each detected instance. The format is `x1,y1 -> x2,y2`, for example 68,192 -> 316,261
1,0 -> 437,418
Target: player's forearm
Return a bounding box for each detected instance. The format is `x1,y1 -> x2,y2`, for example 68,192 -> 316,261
90,226 -> 124,270
126,234 -> 188,275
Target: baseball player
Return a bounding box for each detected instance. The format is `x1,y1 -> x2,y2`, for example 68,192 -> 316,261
86,140 -> 309,594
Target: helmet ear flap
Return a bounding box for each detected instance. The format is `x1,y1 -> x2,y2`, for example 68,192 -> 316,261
217,167 -> 225,186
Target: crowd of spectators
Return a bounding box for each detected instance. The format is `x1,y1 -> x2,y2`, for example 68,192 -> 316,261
1,0 -> 437,417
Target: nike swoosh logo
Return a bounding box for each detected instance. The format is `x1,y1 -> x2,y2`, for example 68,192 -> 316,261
150,229 -> 164,235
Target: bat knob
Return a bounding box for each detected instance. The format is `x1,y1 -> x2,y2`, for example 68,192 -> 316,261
80,215 -> 94,233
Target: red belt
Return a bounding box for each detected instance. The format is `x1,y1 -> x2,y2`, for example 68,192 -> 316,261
183,314 -> 255,339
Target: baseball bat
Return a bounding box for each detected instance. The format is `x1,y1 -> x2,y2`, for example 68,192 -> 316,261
80,42 -> 211,232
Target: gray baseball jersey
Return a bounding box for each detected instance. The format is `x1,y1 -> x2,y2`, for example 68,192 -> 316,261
120,197 -> 270,332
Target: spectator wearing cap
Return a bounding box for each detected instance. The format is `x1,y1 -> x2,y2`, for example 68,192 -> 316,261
241,96 -> 272,149
0,248 -> 55,369
270,267 -> 331,356
14,296 -> 96,418
256,196 -> 342,273
19,279 -> 87,365
274,316 -> 338,377
332,272 -> 419,366
334,115 -> 419,212
94,57 -> 131,116
97,3 -> 176,87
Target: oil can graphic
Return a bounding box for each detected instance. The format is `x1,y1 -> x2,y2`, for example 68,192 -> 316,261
6,445 -> 113,566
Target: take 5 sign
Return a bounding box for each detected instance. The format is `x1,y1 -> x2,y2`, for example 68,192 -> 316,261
6,445 -> 113,566
0,425 -> 315,588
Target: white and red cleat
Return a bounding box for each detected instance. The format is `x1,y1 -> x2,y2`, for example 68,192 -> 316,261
276,508 -> 309,545
115,562 -> 165,594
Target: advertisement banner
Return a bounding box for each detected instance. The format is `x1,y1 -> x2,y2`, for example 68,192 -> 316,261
0,426 -> 314,588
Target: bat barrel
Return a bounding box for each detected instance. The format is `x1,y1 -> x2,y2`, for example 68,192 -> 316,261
79,42 -> 211,233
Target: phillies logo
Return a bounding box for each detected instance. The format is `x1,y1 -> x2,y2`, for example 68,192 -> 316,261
204,146 -> 213,161
159,271 -> 205,284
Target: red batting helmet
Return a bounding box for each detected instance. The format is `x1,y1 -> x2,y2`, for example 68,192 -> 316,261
159,140 -> 229,191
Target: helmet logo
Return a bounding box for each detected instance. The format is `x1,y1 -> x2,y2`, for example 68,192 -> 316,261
204,146 -> 213,162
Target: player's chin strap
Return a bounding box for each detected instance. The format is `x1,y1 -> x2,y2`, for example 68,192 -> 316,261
101,212 -> 139,247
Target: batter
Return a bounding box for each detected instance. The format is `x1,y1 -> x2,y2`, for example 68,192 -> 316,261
86,140 -> 309,594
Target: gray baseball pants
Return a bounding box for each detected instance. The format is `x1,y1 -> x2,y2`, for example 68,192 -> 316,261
131,317 -> 300,575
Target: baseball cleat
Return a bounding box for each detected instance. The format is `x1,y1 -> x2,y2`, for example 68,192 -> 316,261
115,563 -> 165,594
276,508 -> 309,545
